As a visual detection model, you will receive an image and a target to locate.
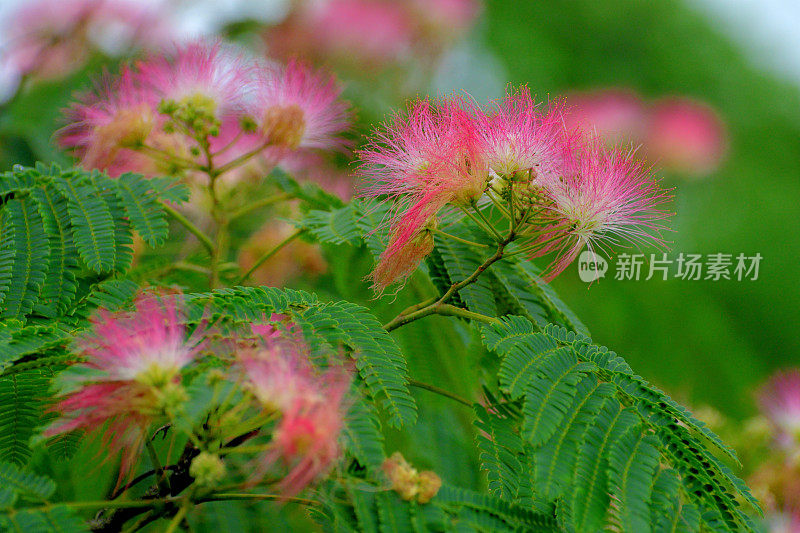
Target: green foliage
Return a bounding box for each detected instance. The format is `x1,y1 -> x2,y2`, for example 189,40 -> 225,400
0,370 -> 51,466
481,316 -> 759,531
0,460 -> 55,509
0,163 -> 183,322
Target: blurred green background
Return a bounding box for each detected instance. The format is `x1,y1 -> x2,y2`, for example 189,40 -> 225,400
484,0 -> 800,418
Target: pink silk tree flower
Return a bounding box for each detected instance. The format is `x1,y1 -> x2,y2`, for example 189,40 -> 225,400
759,370 -> 800,450
58,67 -> 166,177
645,97 -> 727,177
252,59 -> 350,152
262,367 -> 351,495
46,295 -> 202,481
304,0 -> 414,64
476,87 -> 571,180
135,40 -> 255,120
531,138 -> 671,280
359,96 -> 488,290
3,0 -> 169,81
239,325 -> 317,414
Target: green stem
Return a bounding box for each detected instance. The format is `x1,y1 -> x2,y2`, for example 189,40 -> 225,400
409,379 -> 473,407
164,503 -> 189,533
236,229 -> 306,285
210,143 -> 269,178
229,193 -> 292,221
198,493 -> 318,506
145,440 -> 170,494
432,228 -> 489,248
472,204 -> 504,241
435,304 -> 500,325
160,201 -> 214,255
458,205 -> 500,241
383,235 -> 512,332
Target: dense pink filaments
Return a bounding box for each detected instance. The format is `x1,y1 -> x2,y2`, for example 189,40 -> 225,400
46,295 -> 201,479
58,39 -> 350,179
253,60 -> 351,151
358,87 -> 671,290
759,370 -> 800,449
136,40 -> 254,115
241,322 -> 351,495
532,139 -> 671,279
476,88 -> 570,179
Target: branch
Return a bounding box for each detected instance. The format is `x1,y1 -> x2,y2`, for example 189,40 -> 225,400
383,238 -> 510,332
159,201 -> 214,255
409,379 -> 473,407
229,193 -> 292,221
236,229 -> 306,285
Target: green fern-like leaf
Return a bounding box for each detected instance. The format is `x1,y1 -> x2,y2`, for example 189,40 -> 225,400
0,504 -> 89,532
474,404 -> 523,500
532,375 -> 614,501
521,349 -> 596,447
30,187 -> 79,316
114,173 -> 169,246
0,198 -> 50,319
52,175 -> 116,273
570,399 -> 640,532
0,460 -> 56,509
343,396 -> 385,472
303,205 -> 361,246
0,369 -> 50,465
607,429 -> 661,533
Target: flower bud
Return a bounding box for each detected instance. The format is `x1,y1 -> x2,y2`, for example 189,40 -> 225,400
190,452 -> 226,487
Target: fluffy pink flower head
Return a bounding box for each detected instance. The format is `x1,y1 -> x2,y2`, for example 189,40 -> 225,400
564,89 -> 647,146
477,87 -> 572,180
759,370 -> 800,450
264,366 -> 350,495
645,98 -> 726,177
359,96 -> 489,290
46,294 -> 202,480
531,138 -> 671,280
253,59 -> 350,152
240,323 -> 317,413
136,40 -> 254,119
59,67 -> 161,176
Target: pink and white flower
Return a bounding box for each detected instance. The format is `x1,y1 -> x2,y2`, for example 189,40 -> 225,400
46,294 -> 202,480
531,138 -> 671,279
759,370 -> 800,450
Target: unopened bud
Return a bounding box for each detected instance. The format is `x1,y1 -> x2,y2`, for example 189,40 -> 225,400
383,452 -> 419,501
190,452 -> 226,487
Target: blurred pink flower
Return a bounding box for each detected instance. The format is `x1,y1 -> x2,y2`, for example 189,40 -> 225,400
240,323 -> 350,495
252,59 -> 350,152
59,40 -> 351,181
46,294 -> 201,481
305,0 -> 414,63
759,369 -> 800,450
264,366 -> 350,495
645,97 -> 726,177
3,0 -> 168,81
564,89 -> 647,145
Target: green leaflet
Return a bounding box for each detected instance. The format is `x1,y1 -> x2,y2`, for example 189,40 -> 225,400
0,198 -> 49,319
0,460 -> 56,509
607,429 -> 661,532
0,369 -> 50,465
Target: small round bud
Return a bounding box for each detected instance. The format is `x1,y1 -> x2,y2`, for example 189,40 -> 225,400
190,452 -> 226,487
